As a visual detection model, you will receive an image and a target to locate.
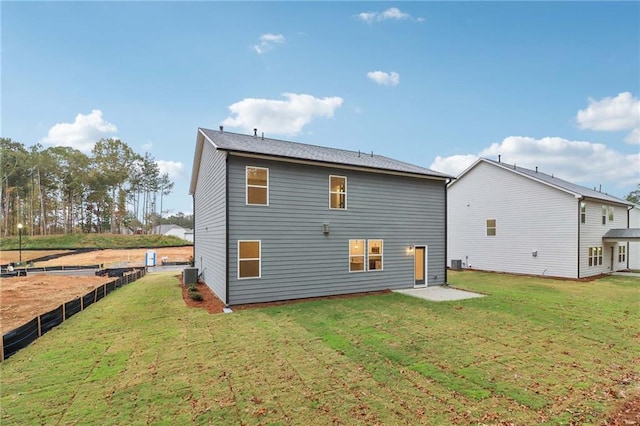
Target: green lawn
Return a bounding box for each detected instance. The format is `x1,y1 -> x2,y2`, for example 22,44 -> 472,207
1,271 -> 638,425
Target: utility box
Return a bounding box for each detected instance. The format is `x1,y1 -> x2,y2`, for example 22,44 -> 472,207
145,250 -> 156,267
451,259 -> 462,270
184,267 -> 198,285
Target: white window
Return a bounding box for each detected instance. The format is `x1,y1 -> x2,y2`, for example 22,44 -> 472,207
368,240 -> 383,271
238,240 -> 261,279
580,202 -> 586,224
608,206 -> 614,222
349,239 -> 365,272
602,206 -> 607,225
486,219 -> 496,236
330,175 -> 347,209
588,246 -> 602,267
246,167 -> 268,205
618,245 -> 626,263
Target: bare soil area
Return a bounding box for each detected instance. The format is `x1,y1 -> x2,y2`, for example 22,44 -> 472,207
0,250 -> 71,264
1,275 -> 114,333
33,247 -> 192,267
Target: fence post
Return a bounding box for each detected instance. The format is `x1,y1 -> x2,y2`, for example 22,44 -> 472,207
62,302 -> 66,321
37,316 -> 42,337
1,336 -> 4,362
94,288 -> 97,303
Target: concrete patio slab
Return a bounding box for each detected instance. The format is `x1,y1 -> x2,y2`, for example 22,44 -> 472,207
394,286 -> 485,302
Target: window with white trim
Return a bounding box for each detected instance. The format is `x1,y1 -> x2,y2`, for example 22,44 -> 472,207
330,175 -> 347,209
608,206 -> 614,222
486,219 -> 496,236
349,239 -> 365,272
238,240 -> 261,279
602,206 -> 607,225
618,245 -> 626,263
588,246 -> 602,267
368,240 -> 383,271
246,167 -> 268,205
580,202 -> 586,224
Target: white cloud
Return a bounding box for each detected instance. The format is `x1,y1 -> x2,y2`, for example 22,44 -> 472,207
356,7 -> 423,23
42,109 -> 117,153
367,71 -> 400,86
431,136 -> 640,189
142,141 -> 153,152
156,160 -> 184,179
576,92 -> 639,144
253,33 -> 285,54
222,93 -> 344,136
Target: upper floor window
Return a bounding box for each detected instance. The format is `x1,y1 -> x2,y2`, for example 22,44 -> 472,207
618,245 -> 626,263
330,175 -> 347,209
608,206 -> 614,222
486,219 -> 496,236
602,206 -> 607,225
349,239 -> 365,272
368,240 -> 383,271
580,202 -> 586,224
238,240 -> 261,279
246,167 -> 268,205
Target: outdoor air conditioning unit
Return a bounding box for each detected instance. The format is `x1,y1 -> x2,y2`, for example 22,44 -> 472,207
184,267 -> 198,285
451,259 -> 462,270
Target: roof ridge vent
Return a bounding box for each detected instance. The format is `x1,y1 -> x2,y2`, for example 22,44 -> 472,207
253,128 -> 257,138
219,125 -> 224,133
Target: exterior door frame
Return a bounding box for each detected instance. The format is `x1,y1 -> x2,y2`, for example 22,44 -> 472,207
414,245 -> 427,287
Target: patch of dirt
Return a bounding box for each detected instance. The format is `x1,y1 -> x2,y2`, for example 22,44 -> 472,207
0,250 -> 71,264
33,247 -> 193,268
180,278 -> 225,314
605,393 -> 640,425
0,274 -> 114,333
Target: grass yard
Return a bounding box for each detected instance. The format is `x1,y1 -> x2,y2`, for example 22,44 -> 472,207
1,271 -> 638,425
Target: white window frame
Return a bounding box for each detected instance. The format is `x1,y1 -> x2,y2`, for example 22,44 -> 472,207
329,175 -> 347,210
618,245 -> 626,263
580,202 -> 586,224
368,239 -> 383,271
608,206 -> 614,222
486,219 -> 496,236
349,239 -> 365,273
588,246 -> 603,267
238,240 -> 261,279
602,206 -> 607,225
246,166 -> 269,206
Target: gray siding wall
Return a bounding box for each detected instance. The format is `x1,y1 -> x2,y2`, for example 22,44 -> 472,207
448,161 -> 578,278
193,142 -> 227,302
227,155 -> 447,305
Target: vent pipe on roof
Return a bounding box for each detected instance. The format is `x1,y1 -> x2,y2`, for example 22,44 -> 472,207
261,132 -> 264,141
513,163 -> 516,170
599,184 -> 602,192
535,166 -> 538,173
371,151 -> 373,157
498,155 -> 501,163
253,128 -> 257,138
219,125 -> 224,133
358,150 -> 361,157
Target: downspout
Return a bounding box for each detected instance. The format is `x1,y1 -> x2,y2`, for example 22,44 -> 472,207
627,206 -> 632,269
225,153 -> 230,307
577,198 -> 582,279
444,179 -> 449,284
192,195 -> 195,267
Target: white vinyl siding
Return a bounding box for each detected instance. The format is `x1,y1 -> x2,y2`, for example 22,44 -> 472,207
579,201 -> 628,277
448,160 -> 578,278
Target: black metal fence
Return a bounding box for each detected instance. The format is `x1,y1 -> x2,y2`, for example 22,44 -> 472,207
1,268 -> 147,361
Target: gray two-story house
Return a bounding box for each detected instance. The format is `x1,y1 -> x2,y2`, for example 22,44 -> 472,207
189,127 -> 452,306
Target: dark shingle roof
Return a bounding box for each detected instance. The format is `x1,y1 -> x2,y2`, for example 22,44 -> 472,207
482,158 -> 634,206
199,128 -> 452,179
603,228 -> 640,240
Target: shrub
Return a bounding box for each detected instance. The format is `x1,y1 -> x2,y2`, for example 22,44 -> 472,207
187,284 -> 197,292
188,290 -> 203,301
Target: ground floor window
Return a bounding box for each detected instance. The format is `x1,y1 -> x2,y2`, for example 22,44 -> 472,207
368,239 -> 383,271
588,246 -> 602,267
238,240 -> 261,279
618,245 -> 626,263
349,240 -> 365,272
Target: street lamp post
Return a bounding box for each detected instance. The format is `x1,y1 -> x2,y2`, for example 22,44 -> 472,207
17,223 -> 23,263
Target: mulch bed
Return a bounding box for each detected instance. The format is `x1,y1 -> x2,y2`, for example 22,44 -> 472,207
180,281 -> 225,313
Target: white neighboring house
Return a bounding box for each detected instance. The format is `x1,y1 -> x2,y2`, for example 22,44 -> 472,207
447,158 -> 638,279
152,224 -> 194,243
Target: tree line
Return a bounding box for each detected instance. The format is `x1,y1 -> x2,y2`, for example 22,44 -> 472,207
1,137 -> 175,237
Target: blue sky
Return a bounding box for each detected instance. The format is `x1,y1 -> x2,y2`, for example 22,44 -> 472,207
3,1 -> 639,215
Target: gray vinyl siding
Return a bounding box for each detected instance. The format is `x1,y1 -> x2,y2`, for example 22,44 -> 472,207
227,155 -> 447,305
448,161 -> 578,278
193,142 -> 227,302
578,200 -> 629,277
